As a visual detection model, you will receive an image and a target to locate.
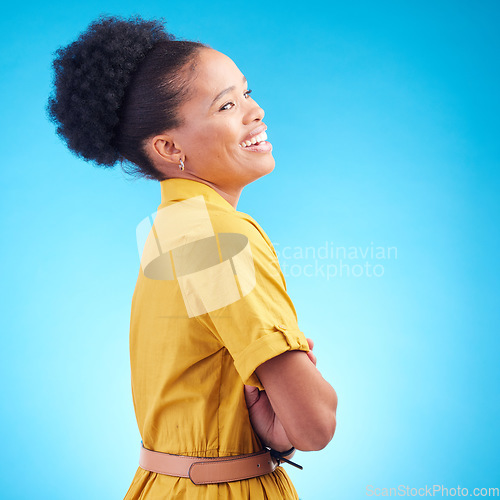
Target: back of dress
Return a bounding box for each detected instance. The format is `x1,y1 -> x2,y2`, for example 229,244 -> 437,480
124,178 -> 309,500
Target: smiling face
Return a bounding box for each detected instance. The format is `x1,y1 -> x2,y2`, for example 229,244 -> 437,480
150,48 -> 275,200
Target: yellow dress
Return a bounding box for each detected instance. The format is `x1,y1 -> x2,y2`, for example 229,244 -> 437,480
123,178 -> 310,499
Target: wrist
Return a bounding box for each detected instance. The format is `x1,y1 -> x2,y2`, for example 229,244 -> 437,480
264,441 -> 293,454
269,446 -> 295,458
268,447 -> 302,470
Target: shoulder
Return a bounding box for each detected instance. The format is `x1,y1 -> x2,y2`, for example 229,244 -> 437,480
209,208 -> 278,261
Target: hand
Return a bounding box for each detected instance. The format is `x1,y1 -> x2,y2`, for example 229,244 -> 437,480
244,338 -> 318,452
306,338 -> 317,366
244,385 -> 293,452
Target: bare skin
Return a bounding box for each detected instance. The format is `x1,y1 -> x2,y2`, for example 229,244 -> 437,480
146,48 -> 338,452
145,48 -> 275,209
245,339 -> 337,452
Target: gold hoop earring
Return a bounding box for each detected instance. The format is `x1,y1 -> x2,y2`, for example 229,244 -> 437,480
179,158 -> 185,171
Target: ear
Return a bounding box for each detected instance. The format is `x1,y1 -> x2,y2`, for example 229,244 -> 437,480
147,134 -> 183,166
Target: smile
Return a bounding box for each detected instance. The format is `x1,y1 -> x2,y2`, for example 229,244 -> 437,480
239,131 -> 268,148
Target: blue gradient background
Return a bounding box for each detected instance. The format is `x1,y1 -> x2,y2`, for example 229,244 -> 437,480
1,1 -> 499,499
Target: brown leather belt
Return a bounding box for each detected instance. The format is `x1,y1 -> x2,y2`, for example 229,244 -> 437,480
139,442 -> 279,485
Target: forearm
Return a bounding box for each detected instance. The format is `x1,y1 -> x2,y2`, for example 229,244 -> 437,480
257,351 -> 338,451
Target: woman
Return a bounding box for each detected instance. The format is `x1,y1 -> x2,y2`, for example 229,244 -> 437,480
48,15 -> 338,499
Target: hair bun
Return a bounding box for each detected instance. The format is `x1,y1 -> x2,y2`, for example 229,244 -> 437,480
48,15 -> 172,166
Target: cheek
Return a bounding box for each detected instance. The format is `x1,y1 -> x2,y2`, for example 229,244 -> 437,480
182,120 -> 240,161
184,130 -> 215,158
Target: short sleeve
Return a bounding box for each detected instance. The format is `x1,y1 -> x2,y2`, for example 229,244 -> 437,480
195,212 -> 310,390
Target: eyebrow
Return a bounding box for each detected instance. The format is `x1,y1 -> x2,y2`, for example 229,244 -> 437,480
211,75 -> 248,106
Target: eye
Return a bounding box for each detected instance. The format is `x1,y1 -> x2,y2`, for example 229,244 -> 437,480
219,89 -> 253,111
219,101 -> 235,111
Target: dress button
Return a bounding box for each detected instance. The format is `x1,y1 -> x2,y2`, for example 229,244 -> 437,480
277,324 -> 287,330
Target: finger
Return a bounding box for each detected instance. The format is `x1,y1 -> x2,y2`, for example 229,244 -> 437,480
307,350 -> 317,366
307,338 -> 314,351
244,385 -> 261,408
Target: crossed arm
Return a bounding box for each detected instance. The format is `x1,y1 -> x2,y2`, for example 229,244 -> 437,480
245,339 -> 338,452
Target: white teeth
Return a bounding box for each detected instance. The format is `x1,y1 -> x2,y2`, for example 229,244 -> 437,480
239,131 -> 268,148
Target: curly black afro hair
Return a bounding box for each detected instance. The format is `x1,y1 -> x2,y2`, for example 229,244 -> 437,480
47,15 -> 206,180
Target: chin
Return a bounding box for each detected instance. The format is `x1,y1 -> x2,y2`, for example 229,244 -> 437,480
262,152 -> 276,172
248,155 -> 275,184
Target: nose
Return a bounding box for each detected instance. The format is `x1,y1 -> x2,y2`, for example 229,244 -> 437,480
243,98 -> 265,124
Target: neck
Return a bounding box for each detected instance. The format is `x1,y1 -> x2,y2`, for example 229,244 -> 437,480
208,183 -> 242,209
168,172 -> 242,209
